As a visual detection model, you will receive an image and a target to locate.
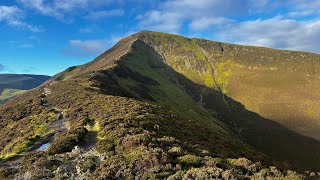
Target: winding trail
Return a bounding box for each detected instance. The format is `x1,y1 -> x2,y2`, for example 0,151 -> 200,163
1,87 -> 68,169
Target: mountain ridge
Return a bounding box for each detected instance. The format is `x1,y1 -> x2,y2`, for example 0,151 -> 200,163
0,31 -> 319,179
53,31 -> 320,82
52,31 -> 320,171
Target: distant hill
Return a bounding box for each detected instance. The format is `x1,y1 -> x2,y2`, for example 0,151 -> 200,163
0,74 -> 50,104
0,89 -> 27,104
0,74 -> 50,93
0,31 -> 319,179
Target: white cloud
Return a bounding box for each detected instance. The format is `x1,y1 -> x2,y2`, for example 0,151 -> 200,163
218,17 -> 320,53
0,6 -> 42,32
71,40 -> 107,53
79,27 -> 94,33
290,0 -> 320,17
136,0 -> 250,33
4,39 -> 36,49
18,43 -> 33,48
85,9 -> 124,19
252,0 -> 320,17
62,39 -> 109,57
293,0 -> 320,11
61,31 -> 135,58
8,0 -> 319,55
134,0 -> 320,54
0,6 -> 22,20
18,0 -> 118,19
136,10 -> 184,33
161,0 -> 248,17
189,17 -> 231,31
18,0 -> 60,17
248,0 -> 269,8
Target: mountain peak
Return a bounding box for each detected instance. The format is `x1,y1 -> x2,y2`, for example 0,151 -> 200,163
1,31 -> 320,179
49,31 -> 320,171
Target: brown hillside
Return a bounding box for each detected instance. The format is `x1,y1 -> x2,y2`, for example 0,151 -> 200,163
0,31 -> 319,179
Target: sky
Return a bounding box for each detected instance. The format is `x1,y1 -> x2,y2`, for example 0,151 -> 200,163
0,0 -> 319,76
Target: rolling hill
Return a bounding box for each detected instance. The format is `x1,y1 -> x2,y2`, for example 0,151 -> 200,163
0,74 -> 50,104
0,89 -> 27,104
0,31 -> 319,179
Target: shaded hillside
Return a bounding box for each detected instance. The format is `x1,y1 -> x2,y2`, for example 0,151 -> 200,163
0,74 -> 50,93
138,31 -> 320,140
0,74 -> 50,104
57,31 -> 320,170
136,31 -> 320,170
0,31 -> 319,179
94,38 -> 320,170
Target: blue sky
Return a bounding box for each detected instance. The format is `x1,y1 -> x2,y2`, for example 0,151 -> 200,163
0,0 -> 319,76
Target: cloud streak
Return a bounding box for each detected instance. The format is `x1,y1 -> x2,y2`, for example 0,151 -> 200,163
18,0 -> 117,20
0,6 -> 42,32
3,0 -> 319,55
218,17 -> 320,53
61,32 -> 134,58
135,0 -> 320,53
62,39 -> 109,58
85,9 -> 124,19
136,0 -> 250,32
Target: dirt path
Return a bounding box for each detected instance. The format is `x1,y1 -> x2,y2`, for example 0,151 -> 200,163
1,87 -> 69,169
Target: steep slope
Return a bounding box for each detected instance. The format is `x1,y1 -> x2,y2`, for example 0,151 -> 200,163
134,31 -> 320,170
54,31 -> 320,170
0,31 -> 319,179
0,74 -> 50,104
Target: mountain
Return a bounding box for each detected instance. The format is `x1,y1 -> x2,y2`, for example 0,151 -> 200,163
0,31 -> 319,179
0,74 -> 50,104
0,74 -> 51,93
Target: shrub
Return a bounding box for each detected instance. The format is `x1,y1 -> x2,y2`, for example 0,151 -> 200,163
168,146 -> 183,157
227,157 -> 252,169
96,139 -> 114,154
0,167 -> 12,179
47,127 -> 87,155
176,154 -> 203,167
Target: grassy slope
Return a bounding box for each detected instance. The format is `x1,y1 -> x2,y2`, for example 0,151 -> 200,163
0,31 -> 319,178
0,74 -> 50,104
0,79 -> 304,179
0,89 -> 27,104
192,38 -> 320,140
136,31 -> 320,170
45,31 -> 320,170
98,39 -> 261,159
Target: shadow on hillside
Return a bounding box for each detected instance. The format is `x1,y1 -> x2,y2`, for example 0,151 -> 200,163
172,69 -> 320,171
91,40 -> 320,172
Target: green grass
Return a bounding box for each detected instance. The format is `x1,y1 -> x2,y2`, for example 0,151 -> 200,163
0,109 -> 59,159
1,31 -> 320,178
136,31 -> 320,170
0,89 -> 27,104
117,42 -> 227,133
177,154 -> 203,167
56,65 -> 82,81
100,40 -> 261,160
